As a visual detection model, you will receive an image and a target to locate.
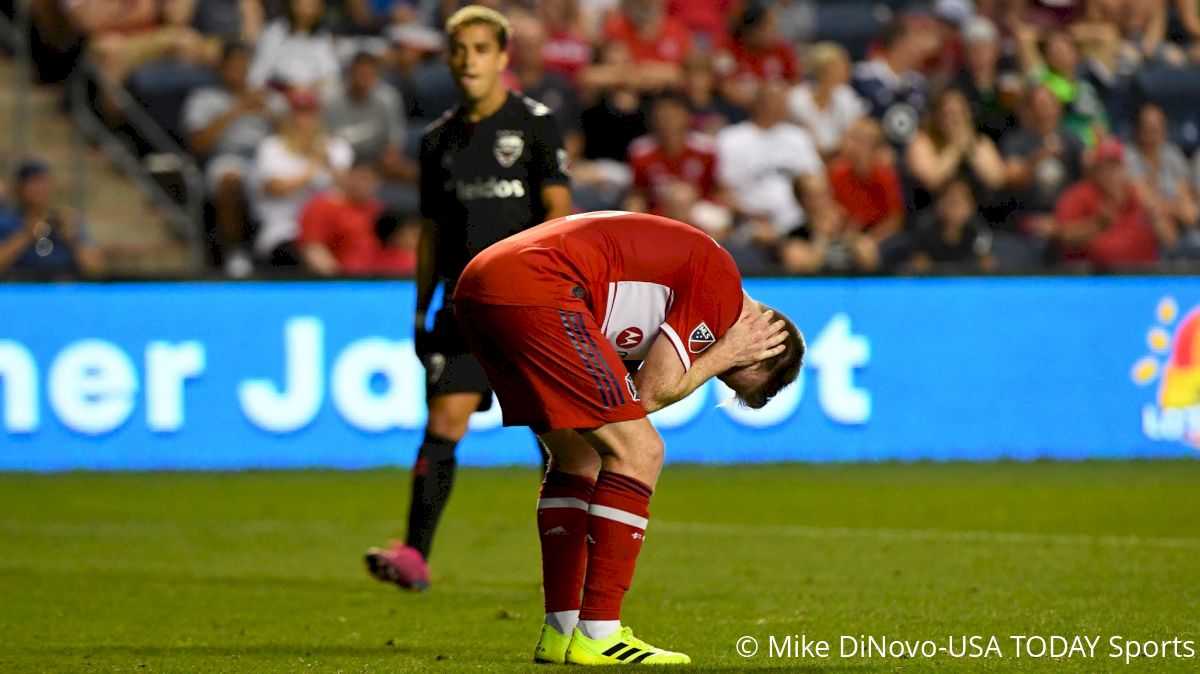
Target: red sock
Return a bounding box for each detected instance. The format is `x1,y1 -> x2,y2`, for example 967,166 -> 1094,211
579,471 -> 653,621
537,471 -> 596,613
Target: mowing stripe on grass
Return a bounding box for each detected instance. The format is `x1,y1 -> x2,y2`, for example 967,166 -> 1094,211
653,521 -> 1200,550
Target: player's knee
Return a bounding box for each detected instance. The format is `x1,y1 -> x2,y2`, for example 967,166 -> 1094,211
425,408 -> 471,441
604,433 -> 664,472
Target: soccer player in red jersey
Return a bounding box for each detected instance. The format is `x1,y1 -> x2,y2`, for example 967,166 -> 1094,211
454,210 -> 805,665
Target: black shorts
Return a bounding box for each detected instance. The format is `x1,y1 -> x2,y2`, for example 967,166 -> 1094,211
425,305 -> 494,411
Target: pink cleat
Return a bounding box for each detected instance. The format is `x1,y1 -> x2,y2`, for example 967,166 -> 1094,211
365,541 -> 430,591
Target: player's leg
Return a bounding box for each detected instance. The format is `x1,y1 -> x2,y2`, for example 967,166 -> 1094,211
532,429 -> 600,663
366,307 -> 490,590
563,417 -> 688,665
406,390 -> 481,558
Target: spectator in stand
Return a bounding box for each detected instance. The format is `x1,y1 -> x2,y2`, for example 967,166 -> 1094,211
573,42 -> 648,209
603,0 -> 692,69
66,0 -> 216,86
539,0 -> 594,84
1016,29 -> 1108,146
682,54 -> 745,135
183,43 -> 287,277
181,0 -> 265,45
716,81 -> 825,268
1054,138 -> 1175,268
249,0 -> 340,95
1175,0 -> 1200,62
954,15 -> 1022,144
624,94 -> 723,217
251,91 -> 353,266
385,23 -> 453,122
297,161 -> 385,276
772,0 -> 816,45
787,42 -> 865,159
343,0 -> 420,34
1127,103 -> 1200,250
323,50 -> 418,214
779,181 -> 881,275
509,15 -> 584,158
666,0 -> 737,49
1000,84 -> 1085,238
0,159 -> 105,279
829,118 -> 906,263
908,178 -> 996,273
928,0 -> 974,89
906,88 -> 1007,216
714,4 -> 800,112
852,16 -> 936,150
366,211 -> 419,276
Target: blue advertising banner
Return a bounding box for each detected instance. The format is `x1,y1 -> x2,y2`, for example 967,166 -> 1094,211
0,277 -> 1197,471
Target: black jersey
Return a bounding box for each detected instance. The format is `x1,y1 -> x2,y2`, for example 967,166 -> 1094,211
420,92 -> 570,282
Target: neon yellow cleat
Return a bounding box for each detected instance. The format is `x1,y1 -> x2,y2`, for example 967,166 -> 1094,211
533,624 -> 572,664
565,625 -> 692,665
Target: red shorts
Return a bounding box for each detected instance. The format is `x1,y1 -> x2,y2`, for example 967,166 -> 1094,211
455,301 -> 647,434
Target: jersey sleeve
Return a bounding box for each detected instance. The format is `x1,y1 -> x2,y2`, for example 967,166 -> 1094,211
529,111 -> 571,190
659,245 -> 744,372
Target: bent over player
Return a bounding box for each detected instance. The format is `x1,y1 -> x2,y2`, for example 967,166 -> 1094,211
454,211 -> 805,665
365,5 -> 571,590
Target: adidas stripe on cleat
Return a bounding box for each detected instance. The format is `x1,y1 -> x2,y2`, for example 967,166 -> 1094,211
565,625 -> 691,665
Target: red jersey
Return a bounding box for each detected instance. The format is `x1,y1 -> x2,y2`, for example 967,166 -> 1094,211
628,133 -> 719,212
602,14 -> 693,65
1054,180 -> 1159,268
297,192 -> 384,271
543,28 -> 593,83
456,211 -> 744,370
715,40 -> 800,84
828,158 -> 904,230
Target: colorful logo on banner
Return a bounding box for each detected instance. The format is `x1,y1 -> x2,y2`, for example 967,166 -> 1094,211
1134,297 -> 1200,449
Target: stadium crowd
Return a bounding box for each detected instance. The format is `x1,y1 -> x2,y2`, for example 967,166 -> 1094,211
9,0 -> 1200,278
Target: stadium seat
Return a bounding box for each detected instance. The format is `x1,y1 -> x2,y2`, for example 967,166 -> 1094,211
126,61 -> 218,146
811,0 -> 894,61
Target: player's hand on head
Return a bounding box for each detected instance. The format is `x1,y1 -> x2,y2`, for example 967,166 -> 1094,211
715,307 -> 788,369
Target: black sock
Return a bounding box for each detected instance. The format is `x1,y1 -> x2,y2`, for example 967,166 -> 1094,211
405,432 -> 458,559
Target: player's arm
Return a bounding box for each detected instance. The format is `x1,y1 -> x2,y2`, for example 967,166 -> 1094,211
634,304 -> 787,413
414,133 -> 442,332
414,217 -> 439,326
532,108 -> 573,221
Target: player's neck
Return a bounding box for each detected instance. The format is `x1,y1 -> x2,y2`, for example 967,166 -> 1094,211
464,86 -> 509,123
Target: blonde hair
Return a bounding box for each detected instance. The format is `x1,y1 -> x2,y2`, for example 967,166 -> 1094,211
446,5 -> 511,49
808,42 -> 848,78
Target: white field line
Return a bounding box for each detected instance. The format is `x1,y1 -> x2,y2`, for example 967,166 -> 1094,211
652,520 -> 1200,551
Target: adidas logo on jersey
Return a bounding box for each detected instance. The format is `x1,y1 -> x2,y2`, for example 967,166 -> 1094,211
542,526 -> 570,537
456,177 -> 527,201
688,322 -> 715,353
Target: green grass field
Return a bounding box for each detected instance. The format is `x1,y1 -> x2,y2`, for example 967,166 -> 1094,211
1,461 -> 1198,672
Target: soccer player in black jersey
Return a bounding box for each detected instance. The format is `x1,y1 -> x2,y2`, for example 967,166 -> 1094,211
365,5 -> 572,591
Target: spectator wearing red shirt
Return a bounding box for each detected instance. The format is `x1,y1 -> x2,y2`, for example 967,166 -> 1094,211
539,0 -> 593,84
603,0 -> 693,67
625,94 -> 720,215
667,0 -> 738,49
714,4 -> 800,111
298,161 -> 386,276
828,118 -> 905,247
1053,139 -> 1175,269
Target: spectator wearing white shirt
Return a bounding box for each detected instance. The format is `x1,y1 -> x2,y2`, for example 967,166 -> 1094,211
248,0 -> 340,96
787,42 -> 865,158
182,43 -> 287,277
716,81 -> 825,267
251,91 -> 353,266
